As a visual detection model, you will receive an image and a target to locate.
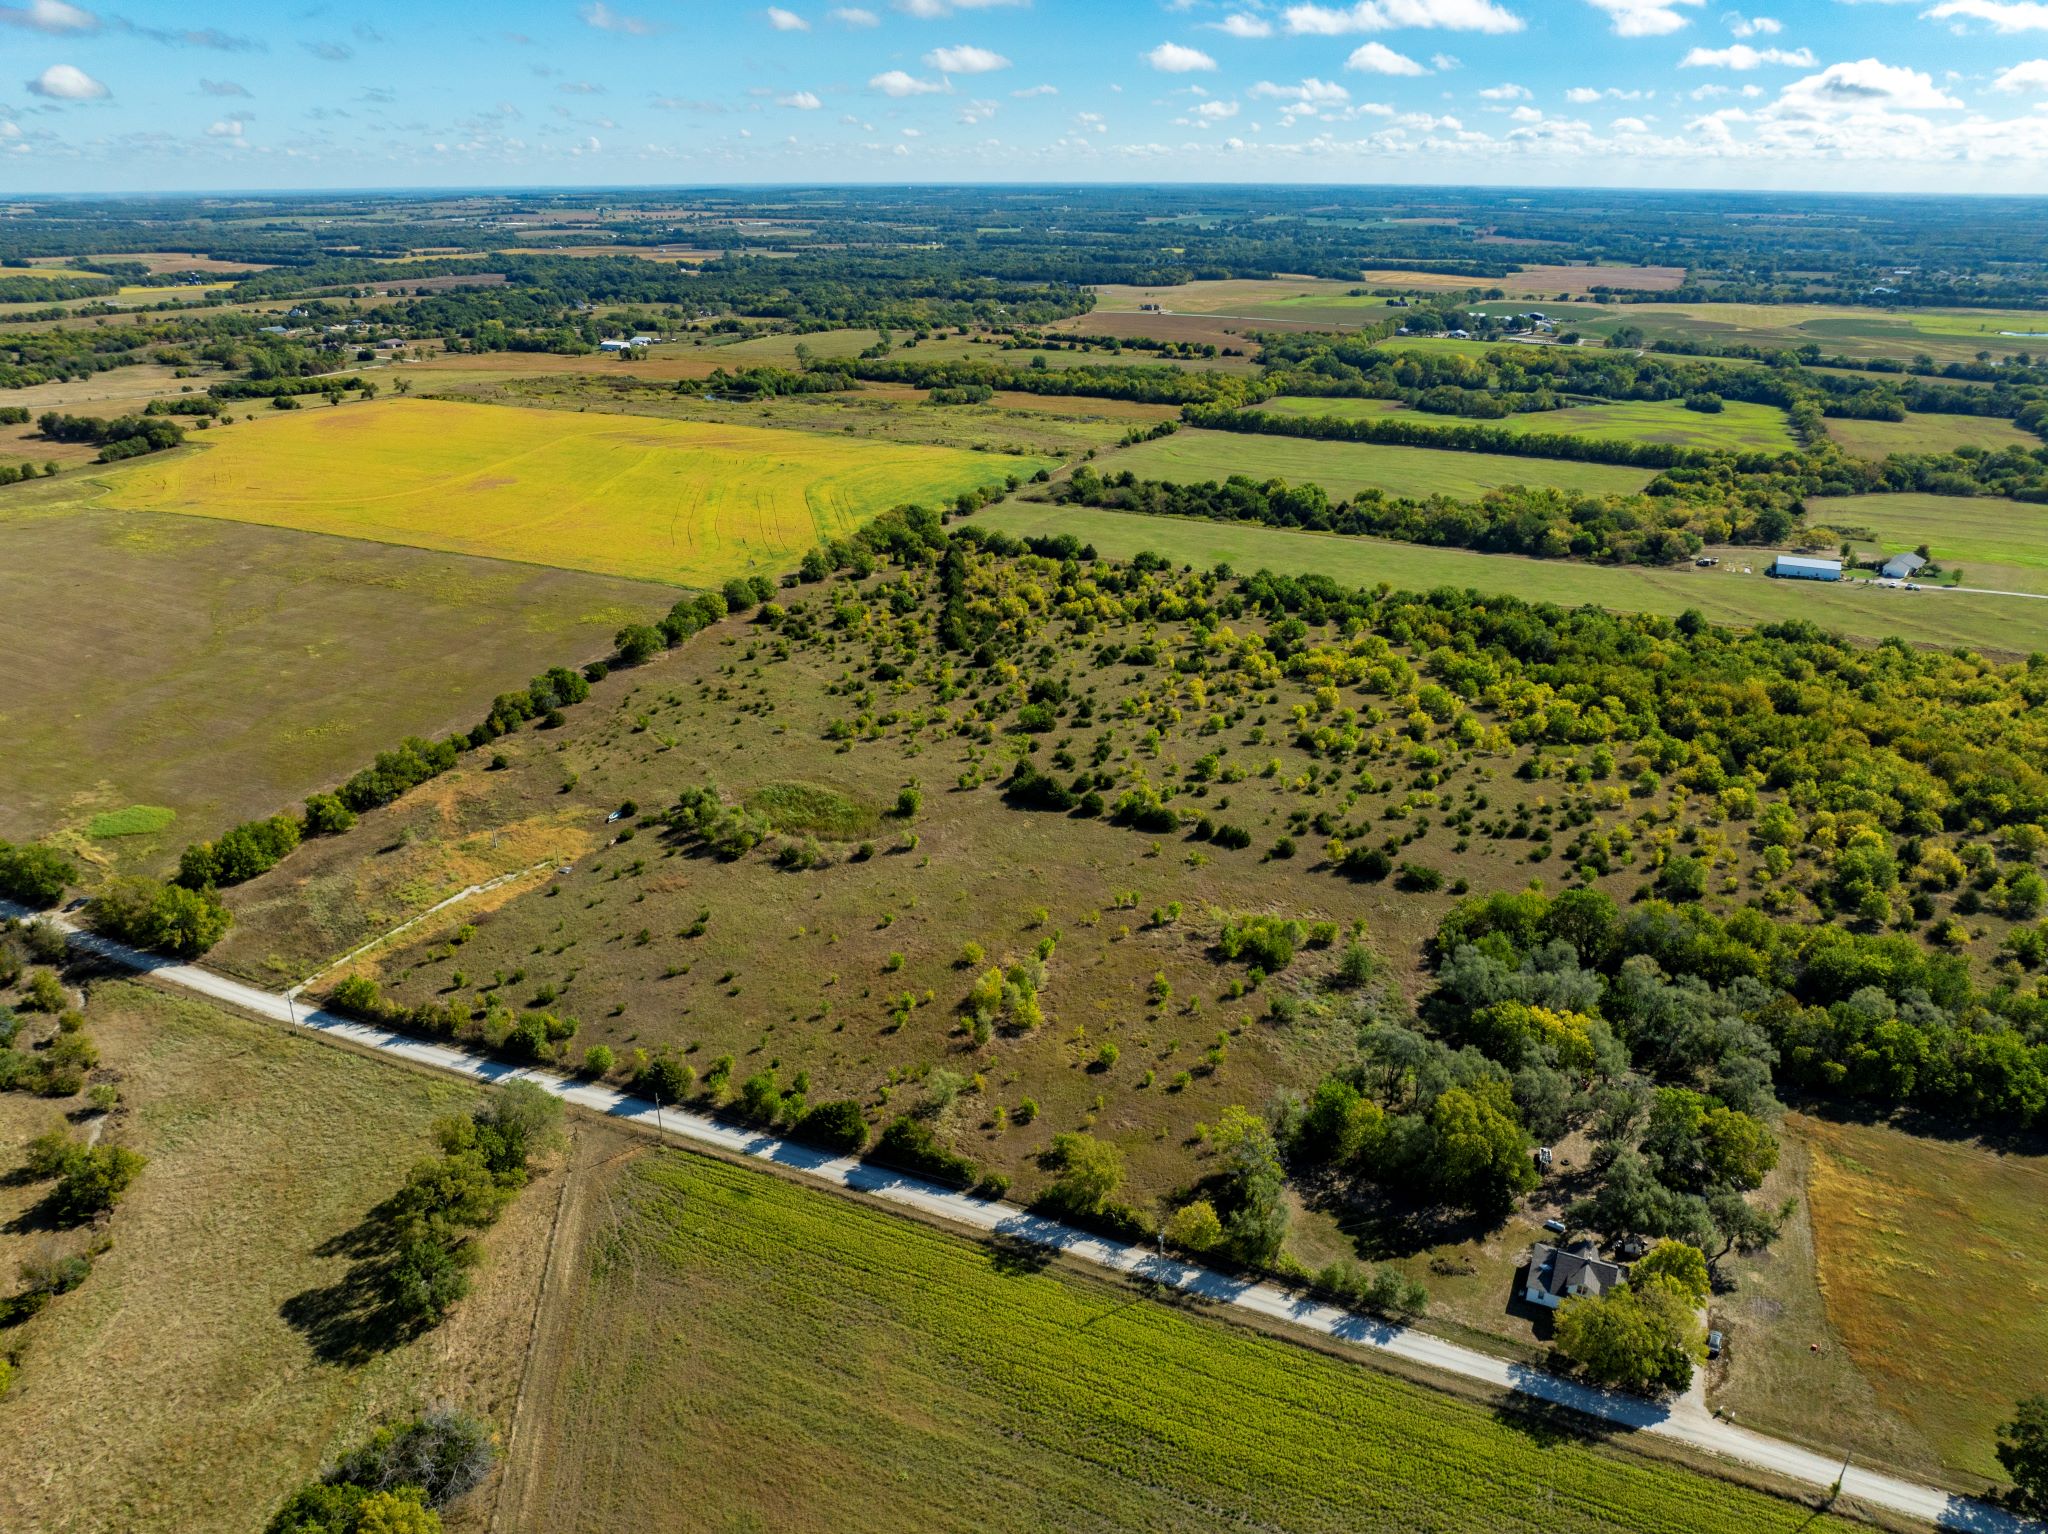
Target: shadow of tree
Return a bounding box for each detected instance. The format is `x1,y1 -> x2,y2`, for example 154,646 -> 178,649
279,1197 -> 427,1366
1491,1389 -> 1627,1447
986,1233 -> 1056,1278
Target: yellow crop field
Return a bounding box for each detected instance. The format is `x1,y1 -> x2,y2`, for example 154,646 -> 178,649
97,397 -> 1047,585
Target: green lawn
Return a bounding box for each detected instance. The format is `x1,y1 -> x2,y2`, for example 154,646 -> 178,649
513,1150 -> 1857,1534
1255,396 -> 1796,454
1108,427 -> 1655,501
977,499 -> 2042,655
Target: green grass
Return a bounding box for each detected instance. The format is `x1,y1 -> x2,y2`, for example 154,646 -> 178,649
93,397 -> 1047,587
976,499 -> 2044,655
1255,396 -> 1796,454
1806,491 -> 2048,594
514,1150 -> 1857,1534
1824,412 -> 2040,460
1108,427 -> 1655,501
742,780 -> 882,840
85,805 -> 177,838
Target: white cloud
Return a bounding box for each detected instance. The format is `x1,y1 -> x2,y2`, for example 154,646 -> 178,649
766,7 -> 810,30
206,117 -> 244,138
1249,77 -> 1353,103
1146,41 -> 1218,71
1778,58 -> 1962,111
581,2 -> 658,35
779,89 -> 823,108
1192,99 -> 1241,119
925,43 -> 1011,72
1993,58 -> 2048,89
0,1 -> 95,32
957,97 -> 998,122
1214,13 -> 1274,36
1727,13 -> 1780,36
1925,0 -> 2048,31
1347,41 -> 1428,72
1612,114 -> 1649,130
25,62 -> 105,98
1283,0 -> 1523,32
1011,82 -> 1058,96
1583,0 -> 1703,37
831,6 -> 879,23
1478,80 -> 1530,97
870,68 -> 950,95
894,0 -> 1030,15
1679,44 -> 1814,67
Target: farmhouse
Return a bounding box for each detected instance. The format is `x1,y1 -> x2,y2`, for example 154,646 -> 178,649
1525,1243 -> 1625,1310
1880,552 -> 1927,580
1769,555 -> 1843,582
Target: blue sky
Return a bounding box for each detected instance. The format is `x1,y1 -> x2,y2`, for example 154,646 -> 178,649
8,0 -> 2048,193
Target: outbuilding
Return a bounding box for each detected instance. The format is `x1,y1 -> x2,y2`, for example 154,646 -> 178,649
1769,555 -> 1843,582
1880,552 -> 1927,580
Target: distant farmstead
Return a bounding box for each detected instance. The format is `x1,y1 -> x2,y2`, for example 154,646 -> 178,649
1880,552 -> 1927,580
1769,555 -> 1843,582
1524,1243 -> 1625,1310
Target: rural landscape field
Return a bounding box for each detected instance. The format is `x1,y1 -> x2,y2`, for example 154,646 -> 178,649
4,7 -> 2048,1532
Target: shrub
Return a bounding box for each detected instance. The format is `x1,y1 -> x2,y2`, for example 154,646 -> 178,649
1218,914 -> 1306,971
0,840 -> 75,909
1339,844 -> 1392,882
790,1098 -> 868,1153
177,813 -> 301,889
87,876 -> 231,957
1165,1199 -> 1223,1253
326,1406 -> 497,1510
634,1049 -> 695,1103
871,1114 -> 979,1187
303,792 -> 358,836
1395,862 -> 1444,893
580,1043 -> 615,1078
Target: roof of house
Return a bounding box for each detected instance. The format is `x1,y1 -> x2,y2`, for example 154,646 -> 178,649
1881,552 -> 1927,575
1529,1242 -> 1623,1302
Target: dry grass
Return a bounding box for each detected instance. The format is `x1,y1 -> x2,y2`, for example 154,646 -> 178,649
1798,1114 -> 2048,1483
0,981 -> 546,1534
0,491 -> 670,874
1706,1125 -> 1947,1485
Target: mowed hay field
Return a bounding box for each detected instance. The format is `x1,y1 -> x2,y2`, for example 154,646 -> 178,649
0,983 -> 547,1534
0,494 -> 666,871
1106,427 -> 1655,501
1796,1115 -> 2048,1482
504,1151 -> 1858,1534
1254,396 -> 1797,454
1824,411 -> 2041,460
975,499 -> 2042,655
95,397 -> 1048,585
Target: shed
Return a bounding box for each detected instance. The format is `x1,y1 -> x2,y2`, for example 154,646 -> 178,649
1880,552 -> 1927,580
1769,555 -> 1843,582
1525,1242 -> 1624,1310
